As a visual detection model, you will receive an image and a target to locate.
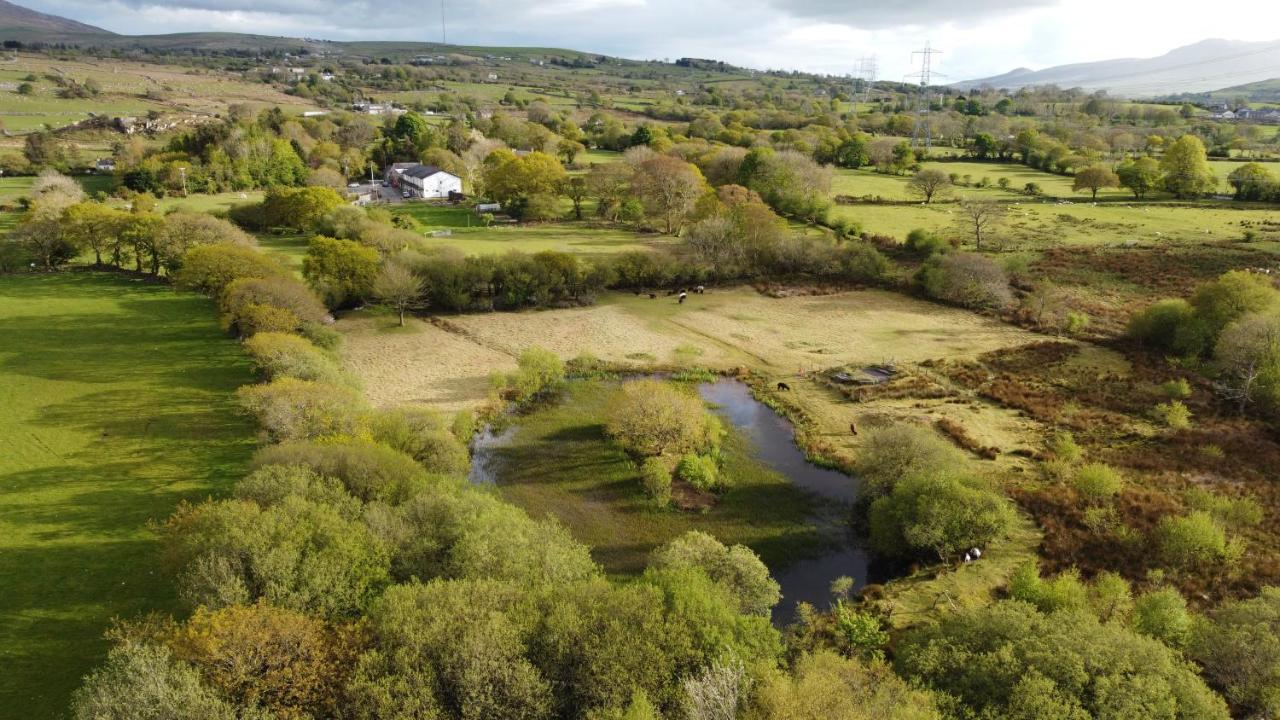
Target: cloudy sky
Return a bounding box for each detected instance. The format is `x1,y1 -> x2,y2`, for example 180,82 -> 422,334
33,0 -> 1280,81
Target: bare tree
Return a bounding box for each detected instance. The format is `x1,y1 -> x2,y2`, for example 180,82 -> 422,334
907,168 -> 952,204
372,263 -> 423,326
683,658 -> 750,720
957,200 -> 1006,250
1215,311 -> 1280,415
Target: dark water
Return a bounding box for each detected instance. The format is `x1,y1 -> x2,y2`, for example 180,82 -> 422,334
696,379 -> 869,625
468,378 -> 871,626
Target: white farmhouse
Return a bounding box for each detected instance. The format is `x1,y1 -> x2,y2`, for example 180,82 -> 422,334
398,165 -> 463,199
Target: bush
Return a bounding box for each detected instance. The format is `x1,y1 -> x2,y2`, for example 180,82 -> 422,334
748,651 -> 939,720
917,252 -> 1012,310
605,379 -> 721,458
236,377 -> 367,442
647,531 -> 779,616
1133,587 -> 1192,648
1046,431 -> 1082,463
1072,463 -> 1123,503
1156,511 -> 1241,569
252,440 -> 430,505
1185,488 -> 1263,529
639,457 -> 672,506
243,332 -> 348,385
676,452 -> 722,492
369,407 -> 470,476
220,276 -> 329,330
174,244 -> 289,296
494,347 -> 565,403
868,471 -> 1014,562
1190,587 -> 1280,717
1129,298 -> 1203,355
1009,565 -> 1089,614
895,601 -> 1230,720
232,303 -> 300,336
1153,400 -> 1192,430
71,642 -> 236,720
904,228 -> 948,257
1063,311 -> 1089,336
303,236 -> 380,308
1162,378 -> 1193,399
854,424 -> 967,498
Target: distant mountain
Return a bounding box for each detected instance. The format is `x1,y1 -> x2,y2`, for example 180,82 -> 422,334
953,39 -> 1280,98
0,0 -> 111,38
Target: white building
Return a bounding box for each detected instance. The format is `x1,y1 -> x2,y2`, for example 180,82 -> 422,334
395,164 -> 463,199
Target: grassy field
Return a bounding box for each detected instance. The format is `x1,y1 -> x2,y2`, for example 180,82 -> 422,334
484,379 -> 827,573
0,175 -> 116,205
391,203 -> 671,256
0,53 -> 315,134
0,272 -> 256,719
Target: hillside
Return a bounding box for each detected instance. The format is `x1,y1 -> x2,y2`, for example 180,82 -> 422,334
954,39 -> 1280,97
0,0 -> 111,39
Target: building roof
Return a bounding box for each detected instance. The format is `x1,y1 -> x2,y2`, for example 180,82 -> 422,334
402,164 -> 457,180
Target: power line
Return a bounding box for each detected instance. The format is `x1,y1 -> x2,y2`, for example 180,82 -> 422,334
906,43 -> 945,151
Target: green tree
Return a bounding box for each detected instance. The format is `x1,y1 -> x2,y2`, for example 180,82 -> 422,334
605,379 -> 721,458
1117,156 -> 1162,199
1226,162 -> 1275,201
1072,165 -> 1120,199
371,262 -> 423,326
1160,135 -> 1217,198
907,168 -> 951,204
1190,587 -> 1280,717
303,236 -> 380,307
648,531 -> 780,617
868,471 -> 1014,562
72,643 -> 237,720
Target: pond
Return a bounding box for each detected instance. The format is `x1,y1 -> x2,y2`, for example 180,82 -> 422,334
469,377 -> 871,625
697,379 -> 869,624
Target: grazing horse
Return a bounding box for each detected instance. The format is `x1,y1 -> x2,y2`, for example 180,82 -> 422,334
695,285 -> 706,294
776,382 -> 791,391
849,422 -> 859,436
648,293 -> 657,299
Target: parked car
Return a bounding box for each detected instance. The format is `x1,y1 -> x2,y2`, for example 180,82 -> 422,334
401,191 -> 411,199
347,182 -> 360,188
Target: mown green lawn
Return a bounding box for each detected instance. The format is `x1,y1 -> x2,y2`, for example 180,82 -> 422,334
0,272 -> 256,719
486,380 -> 828,575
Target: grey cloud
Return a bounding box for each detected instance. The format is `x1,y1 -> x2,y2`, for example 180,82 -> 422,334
766,0 -> 1058,28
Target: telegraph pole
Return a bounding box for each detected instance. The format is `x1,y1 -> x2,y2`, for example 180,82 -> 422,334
441,0 -> 448,45
906,43 -> 945,151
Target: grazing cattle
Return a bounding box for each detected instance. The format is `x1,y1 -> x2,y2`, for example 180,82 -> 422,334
777,382 -> 791,391
695,285 -> 706,294
962,552 -> 973,563
678,292 -> 687,304
849,422 -> 859,436
971,547 -> 982,559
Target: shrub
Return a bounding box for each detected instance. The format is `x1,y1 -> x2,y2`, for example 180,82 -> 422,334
904,228 -> 948,257
167,496 -> 390,617
243,332 -> 348,385
1156,511 -> 1240,569
748,651 -> 939,720
1133,587 -> 1192,648
303,236 -> 380,308
369,407 -> 470,476
868,471 -> 1014,562
232,465 -> 359,514
1190,587 -> 1280,717
71,643 -> 236,720
648,531 -> 779,616
252,440 -> 430,505
917,252 -> 1012,309
237,378 -> 367,442
895,601 -> 1230,720
220,276 -> 328,330
1185,488 -> 1264,529
1009,564 -> 1089,613
174,244 -> 289,296
606,379 -> 721,458
500,347 -> 565,403
300,322 -> 343,352
232,303 -> 299,336
639,457 -> 672,506
676,452 -> 722,492
1046,431 -> 1082,463
833,602 -> 890,661
854,424 -> 966,498
1128,298 -> 1202,355
1162,378 -> 1193,399
1063,311 -> 1089,336
1072,463 -> 1123,503
1153,400 -> 1192,430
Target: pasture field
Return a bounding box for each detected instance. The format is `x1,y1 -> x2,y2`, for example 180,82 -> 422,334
0,272 -> 256,719
0,54 -> 315,133
0,175 -> 115,205
391,203 -> 671,256
339,287 -> 1041,413
485,379 -> 826,574
833,194 -> 1280,247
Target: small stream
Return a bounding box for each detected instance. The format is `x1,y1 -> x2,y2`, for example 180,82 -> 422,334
469,377 -> 871,625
